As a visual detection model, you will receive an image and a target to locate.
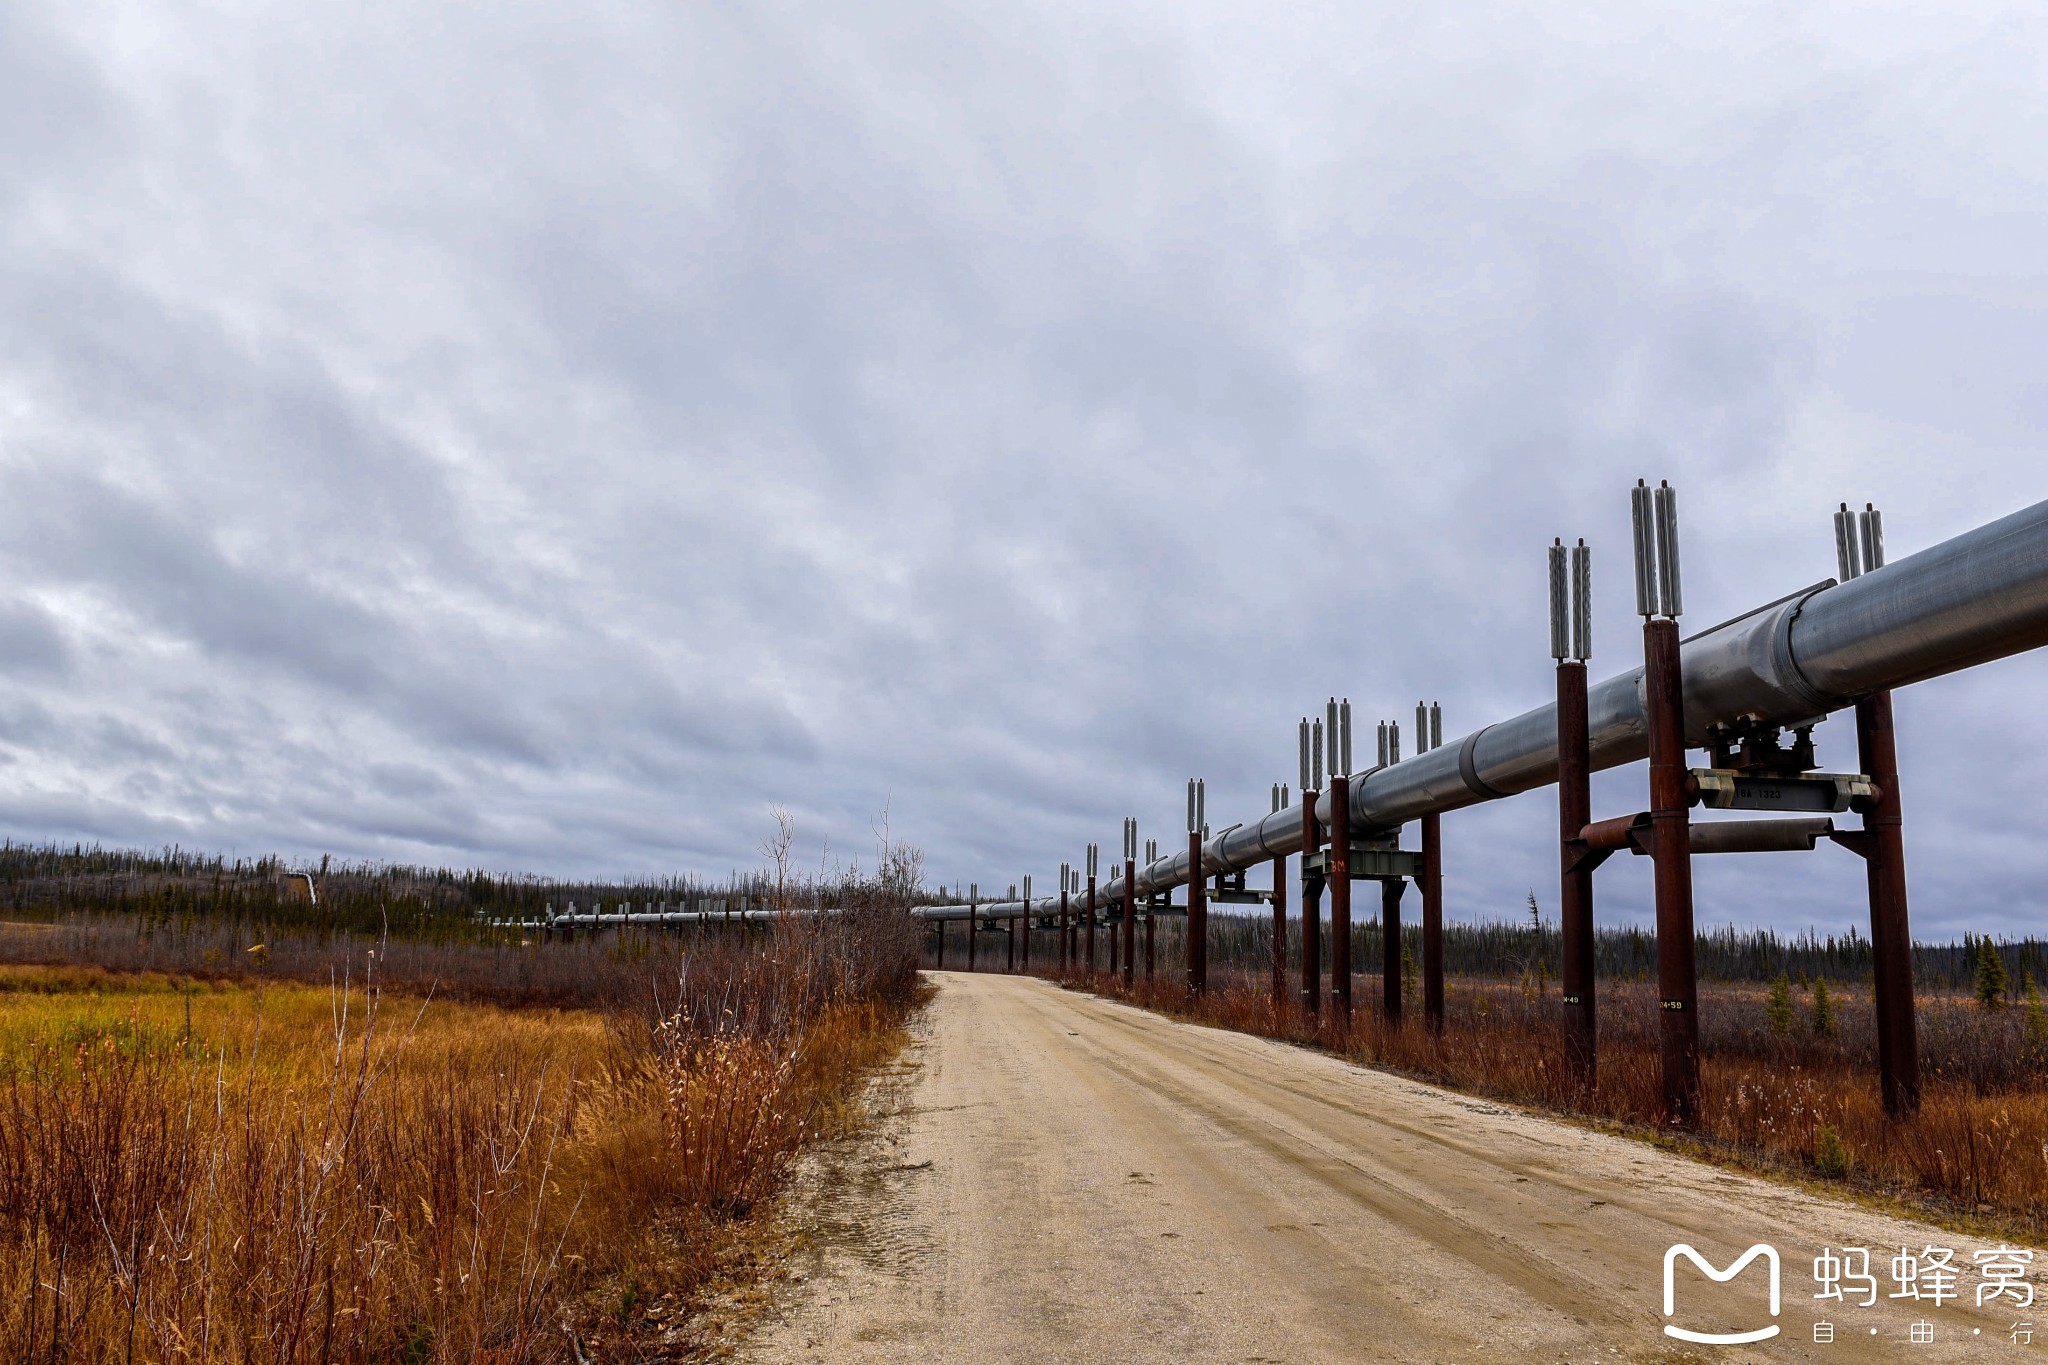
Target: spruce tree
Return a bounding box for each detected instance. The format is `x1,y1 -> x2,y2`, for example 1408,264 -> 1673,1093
1976,936 -> 2010,1011
1766,973 -> 1794,1037
1812,978 -> 1836,1038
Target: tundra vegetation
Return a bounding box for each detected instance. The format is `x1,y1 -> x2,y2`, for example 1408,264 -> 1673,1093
0,840 -> 925,1362
957,911 -> 2048,1240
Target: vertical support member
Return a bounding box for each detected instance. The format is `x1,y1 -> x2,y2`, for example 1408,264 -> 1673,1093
1059,864 -> 1071,974
1122,818 -> 1138,988
1187,779 -> 1208,996
1377,714 -> 1403,1026
1552,538 -> 1597,1087
1106,841 -> 1119,977
1327,698 -> 1354,1023
1085,844 -> 1098,975
1837,502 -> 1922,1119
968,883 -> 978,972
1144,838 -> 1158,983
1634,479 -> 1700,1128
1416,701 -> 1446,1033
1270,783 -> 1289,1013
1300,718 -> 1324,1018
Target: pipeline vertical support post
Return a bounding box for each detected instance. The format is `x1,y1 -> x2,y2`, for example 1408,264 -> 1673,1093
1376,714 -> 1405,1026
1557,656 -> 1596,1086
1085,843 -> 1098,976
1123,858 -> 1137,988
1833,501 -> 1920,1118
1144,837 -> 1158,982
1381,878 -> 1404,1025
1144,896 -> 1156,981
1636,479 -> 1700,1127
1858,690 -> 1921,1118
1301,795 -> 1323,1018
1271,847 -> 1288,1011
1298,717 -> 1322,1017
1085,873 -> 1097,975
1187,827 -> 1207,996
1071,869 -> 1082,965
1059,864 -> 1071,975
1107,884 -> 1118,977
1554,536 -> 1597,1087
967,883 -> 978,972
1104,841 -> 1118,977
1186,778 -> 1208,996
1647,614 -> 1699,1126
1329,772 -> 1352,1024
1270,783 -> 1288,1015
1121,819 -> 1138,987
1414,701 -> 1446,1033
1020,877 -> 1031,971
1420,810 -> 1443,1031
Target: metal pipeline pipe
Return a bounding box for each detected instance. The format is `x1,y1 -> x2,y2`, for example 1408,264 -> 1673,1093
497,907 -> 848,928
918,496 -> 2048,919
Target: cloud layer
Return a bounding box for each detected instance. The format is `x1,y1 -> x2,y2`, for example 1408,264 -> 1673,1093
2,1 -> 2045,936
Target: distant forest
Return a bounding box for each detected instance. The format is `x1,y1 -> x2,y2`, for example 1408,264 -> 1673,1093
0,840 -> 2040,991
0,840 -> 781,942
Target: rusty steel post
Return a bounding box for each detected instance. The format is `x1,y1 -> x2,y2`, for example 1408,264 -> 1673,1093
1107,888 -> 1117,977
1558,658 -> 1596,1087
1329,775 -> 1352,1023
1301,788 -> 1322,1017
1271,849 -> 1288,1012
1059,883 -> 1070,974
1086,874 -> 1097,975
1144,895 -> 1156,982
1122,859 -> 1136,987
1187,828 -> 1208,996
967,891 -> 977,972
1381,878 -> 1405,1025
1857,690 -> 1922,1118
1421,811 -> 1444,1033
1645,616 -> 1701,1126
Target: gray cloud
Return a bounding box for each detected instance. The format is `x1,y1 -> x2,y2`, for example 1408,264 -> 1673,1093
0,1 -> 2043,937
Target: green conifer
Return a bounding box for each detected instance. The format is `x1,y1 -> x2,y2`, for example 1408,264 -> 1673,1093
1766,973 -> 1794,1037
1812,978 -> 1836,1038
1976,937 -> 2010,1011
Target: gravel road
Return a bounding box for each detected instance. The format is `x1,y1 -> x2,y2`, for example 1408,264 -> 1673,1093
740,972 -> 2038,1363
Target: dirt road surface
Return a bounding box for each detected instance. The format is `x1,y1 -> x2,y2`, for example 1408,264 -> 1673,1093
740,972 -> 2039,1363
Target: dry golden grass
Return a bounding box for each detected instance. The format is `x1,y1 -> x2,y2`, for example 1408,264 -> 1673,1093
0,910 -> 922,1362
0,969 -> 600,1361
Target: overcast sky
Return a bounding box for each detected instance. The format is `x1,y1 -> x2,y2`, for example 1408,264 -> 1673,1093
3,2 -> 2045,938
